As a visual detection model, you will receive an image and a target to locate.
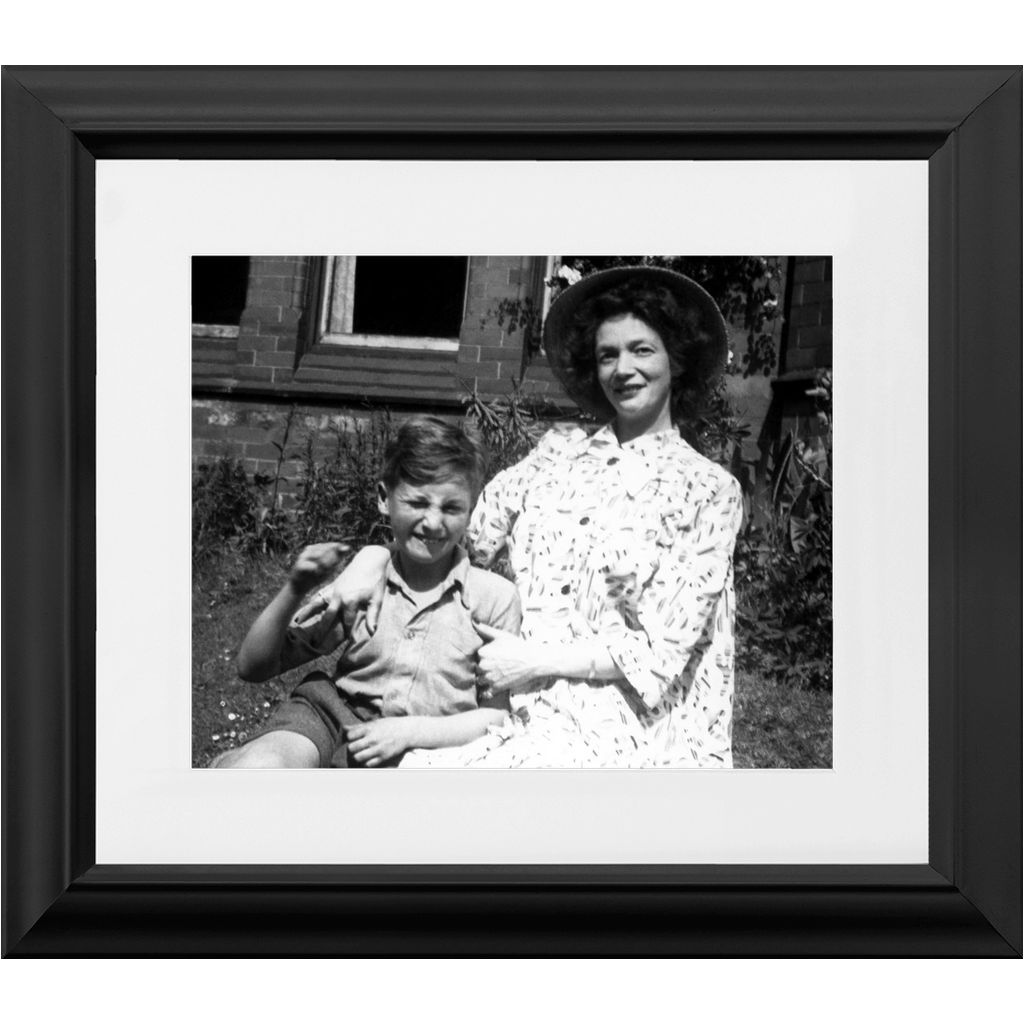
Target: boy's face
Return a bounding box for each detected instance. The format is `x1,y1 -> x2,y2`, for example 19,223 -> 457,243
378,473 -> 474,583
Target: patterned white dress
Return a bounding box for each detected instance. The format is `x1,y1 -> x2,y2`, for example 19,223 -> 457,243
402,423 -> 743,769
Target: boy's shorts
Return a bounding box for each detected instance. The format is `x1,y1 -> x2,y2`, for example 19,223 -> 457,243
256,673 -> 398,768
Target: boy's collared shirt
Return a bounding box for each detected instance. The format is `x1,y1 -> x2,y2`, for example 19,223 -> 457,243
281,547 -> 521,718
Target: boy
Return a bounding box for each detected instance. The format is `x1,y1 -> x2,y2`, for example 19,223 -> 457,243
213,416 -> 521,768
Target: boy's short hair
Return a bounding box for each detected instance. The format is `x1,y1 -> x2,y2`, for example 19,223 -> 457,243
381,415 -> 488,499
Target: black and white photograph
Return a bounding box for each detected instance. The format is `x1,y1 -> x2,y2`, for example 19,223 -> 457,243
192,255 -> 833,770
6,62 -> 1018,964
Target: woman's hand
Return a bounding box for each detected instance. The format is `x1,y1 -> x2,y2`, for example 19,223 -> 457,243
318,545 -> 391,635
474,623 -> 550,697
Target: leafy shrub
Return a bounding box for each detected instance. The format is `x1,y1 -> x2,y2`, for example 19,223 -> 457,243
192,458 -> 257,564
250,405 -> 300,556
461,378 -> 552,482
293,410 -> 394,548
692,379 -> 753,475
192,459 -> 290,565
193,408 -> 300,568
734,372 -> 833,689
195,409 -> 398,575
292,431 -> 344,545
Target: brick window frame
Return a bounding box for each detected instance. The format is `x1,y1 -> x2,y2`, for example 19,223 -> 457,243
192,255 -> 570,409
318,256 -> 468,353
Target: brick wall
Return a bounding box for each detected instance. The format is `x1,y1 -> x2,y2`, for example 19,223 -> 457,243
192,398 -> 473,503
768,255 -> 833,440
453,255 -> 563,402
459,256 -> 527,390
235,256 -> 309,386
782,255 -> 833,375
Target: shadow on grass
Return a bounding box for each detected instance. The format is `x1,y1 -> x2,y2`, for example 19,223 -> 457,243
193,552 -> 832,770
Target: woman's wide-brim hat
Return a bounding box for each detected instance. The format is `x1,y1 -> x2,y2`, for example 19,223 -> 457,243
542,265 -> 729,418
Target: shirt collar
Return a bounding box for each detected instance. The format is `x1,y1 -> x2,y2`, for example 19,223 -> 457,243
385,544 -> 471,602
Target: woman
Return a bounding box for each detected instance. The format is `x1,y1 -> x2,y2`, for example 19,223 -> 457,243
326,266 -> 742,768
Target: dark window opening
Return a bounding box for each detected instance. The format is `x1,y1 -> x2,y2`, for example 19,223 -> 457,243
352,257 -> 468,338
192,256 -> 250,325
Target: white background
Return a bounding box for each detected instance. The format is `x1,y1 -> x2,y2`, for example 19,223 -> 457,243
96,159 -> 929,865
4,20 -> 1020,1022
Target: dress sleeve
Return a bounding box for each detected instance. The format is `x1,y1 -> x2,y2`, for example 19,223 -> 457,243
277,592 -> 349,674
467,426 -> 588,569
466,441 -> 539,567
603,472 -> 743,711
465,467 -> 517,569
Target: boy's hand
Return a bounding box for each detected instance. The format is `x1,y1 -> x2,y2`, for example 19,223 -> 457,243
346,719 -> 415,767
288,543 -> 349,594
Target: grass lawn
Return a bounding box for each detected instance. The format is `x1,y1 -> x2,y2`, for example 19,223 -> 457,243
732,667 -> 832,769
193,552 -> 321,768
193,552 -> 832,770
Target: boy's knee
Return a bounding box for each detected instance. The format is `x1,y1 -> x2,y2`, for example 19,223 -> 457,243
209,731 -> 320,769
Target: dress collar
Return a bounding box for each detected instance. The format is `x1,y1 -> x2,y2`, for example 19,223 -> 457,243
588,422 -> 686,454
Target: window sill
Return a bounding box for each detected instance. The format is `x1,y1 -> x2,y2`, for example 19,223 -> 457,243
321,332 -> 459,353
192,323 -> 240,339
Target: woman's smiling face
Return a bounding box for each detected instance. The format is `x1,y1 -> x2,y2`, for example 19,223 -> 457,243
595,314 -> 677,441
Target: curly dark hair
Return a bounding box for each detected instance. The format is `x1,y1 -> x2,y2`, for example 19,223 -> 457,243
555,276 -> 723,427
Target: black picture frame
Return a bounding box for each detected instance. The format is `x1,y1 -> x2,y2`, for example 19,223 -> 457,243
2,66 -> 1020,957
